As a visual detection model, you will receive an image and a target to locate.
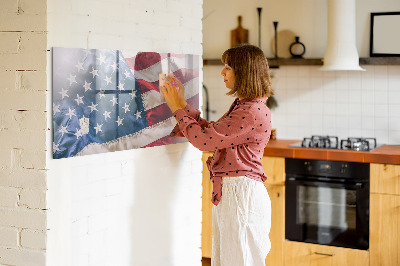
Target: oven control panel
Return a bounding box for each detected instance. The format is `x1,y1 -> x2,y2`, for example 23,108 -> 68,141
286,158 -> 369,180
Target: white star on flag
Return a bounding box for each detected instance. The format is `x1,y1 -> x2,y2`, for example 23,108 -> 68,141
97,54 -> 106,65
90,68 -> 99,78
59,88 -> 69,99
129,90 -> 136,99
75,61 -> 84,72
68,74 -> 77,85
74,129 -> 83,139
124,70 -> 130,78
83,81 -> 92,92
104,76 -> 112,85
53,104 -> 60,114
89,102 -> 98,112
116,116 -> 124,126
122,103 -> 130,113
94,123 -> 103,134
75,94 -> 84,105
66,108 -> 76,119
103,111 -> 111,120
110,96 -> 118,106
111,62 -> 119,72
98,90 -> 106,98
58,125 -> 68,136
134,110 -> 142,119
53,143 -> 60,152
118,82 -> 125,90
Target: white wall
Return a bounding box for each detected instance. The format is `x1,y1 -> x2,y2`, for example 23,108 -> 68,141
46,0 -> 203,266
203,0 -> 400,58
203,0 -> 400,145
271,65 -> 400,144
204,64 -> 400,145
0,0 -> 48,265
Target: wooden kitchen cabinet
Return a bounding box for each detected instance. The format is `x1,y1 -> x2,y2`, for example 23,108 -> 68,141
201,154 -> 286,265
264,184 -> 285,266
261,156 -> 285,185
261,156 -> 285,266
202,152 -> 213,258
370,163 -> 400,266
370,193 -> 400,266
370,163 -> 400,195
284,241 -> 369,266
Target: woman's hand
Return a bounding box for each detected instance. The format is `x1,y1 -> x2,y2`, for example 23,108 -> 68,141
160,75 -> 187,113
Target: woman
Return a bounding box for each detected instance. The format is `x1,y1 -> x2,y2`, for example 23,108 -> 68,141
161,44 -> 273,266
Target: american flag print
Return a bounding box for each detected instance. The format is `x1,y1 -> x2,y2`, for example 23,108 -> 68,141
52,47 -> 200,159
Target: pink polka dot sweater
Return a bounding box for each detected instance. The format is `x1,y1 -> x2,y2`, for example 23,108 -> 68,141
170,97 -> 272,206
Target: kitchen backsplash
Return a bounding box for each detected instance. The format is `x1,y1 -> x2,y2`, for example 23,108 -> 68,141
203,65 -> 400,145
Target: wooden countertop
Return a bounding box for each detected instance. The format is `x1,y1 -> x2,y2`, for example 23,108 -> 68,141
263,139 -> 400,165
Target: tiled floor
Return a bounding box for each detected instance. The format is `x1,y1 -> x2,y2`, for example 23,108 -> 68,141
202,257 -> 211,266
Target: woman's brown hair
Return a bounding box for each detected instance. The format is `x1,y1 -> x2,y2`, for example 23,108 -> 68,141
221,44 -> 273,99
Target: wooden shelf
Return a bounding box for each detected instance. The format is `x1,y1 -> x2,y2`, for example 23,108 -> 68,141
359,57 -> 400,65
268,58 -> 323,67
203,58 -> 323,67
203,57 -> 400,67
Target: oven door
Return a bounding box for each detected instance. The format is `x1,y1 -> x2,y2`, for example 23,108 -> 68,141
285,177 -> 369,250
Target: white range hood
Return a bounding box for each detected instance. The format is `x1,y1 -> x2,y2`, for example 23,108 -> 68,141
320,0 -> 365,71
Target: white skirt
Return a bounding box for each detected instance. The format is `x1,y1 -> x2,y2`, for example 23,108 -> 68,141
212,176 -> 271,266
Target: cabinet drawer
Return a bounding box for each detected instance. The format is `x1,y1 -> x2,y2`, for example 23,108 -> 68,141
284,241 -> 369,266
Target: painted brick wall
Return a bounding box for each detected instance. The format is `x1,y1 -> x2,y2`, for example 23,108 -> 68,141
0,0 -> 48,265
46,0 -> 203,266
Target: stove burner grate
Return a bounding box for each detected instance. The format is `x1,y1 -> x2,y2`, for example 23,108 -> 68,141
340,137 -> 377,151
298,136 -> 378,151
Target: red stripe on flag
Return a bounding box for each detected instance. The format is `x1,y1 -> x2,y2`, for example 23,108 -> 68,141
145,93 -> 200,127
142,135 -> 187,148
143,94 -> 200,148
125,56 -> 136,70
187,93 -> 200,110
132,52 -> 169,71
145,103 -> 173,127
125,53 -> 190,71
171,68 -> 199,85
136,68 -> 198,95
137,79 -> 159,94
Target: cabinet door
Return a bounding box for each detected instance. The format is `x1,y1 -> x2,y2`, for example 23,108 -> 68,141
202,152 -> 213,258
265,184 -> 284,266
262,156 -> 285,186
370,193 -> 400,266
370,163 -> 400,195
284,241 -> 369,266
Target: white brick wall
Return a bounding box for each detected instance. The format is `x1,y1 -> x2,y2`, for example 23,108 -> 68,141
0,0 -> 48,265
46,1 -> 203,266
2,0 -> 203,264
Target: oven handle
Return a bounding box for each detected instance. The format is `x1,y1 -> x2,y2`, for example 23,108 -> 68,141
286,177 -> 364,189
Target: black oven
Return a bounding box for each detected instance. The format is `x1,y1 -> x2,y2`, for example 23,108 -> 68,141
285,158 -> 369,250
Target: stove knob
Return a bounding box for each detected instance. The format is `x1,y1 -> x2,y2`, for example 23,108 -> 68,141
340,164 -> 347,174
305,162 -> 312,171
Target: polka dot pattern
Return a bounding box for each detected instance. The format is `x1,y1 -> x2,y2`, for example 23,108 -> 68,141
170,97 -> 272,206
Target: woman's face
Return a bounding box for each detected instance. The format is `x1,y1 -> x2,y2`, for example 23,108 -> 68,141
220,64 -> 235,89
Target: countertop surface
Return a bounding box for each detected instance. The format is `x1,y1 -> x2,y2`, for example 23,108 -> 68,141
263,139 -> 400,165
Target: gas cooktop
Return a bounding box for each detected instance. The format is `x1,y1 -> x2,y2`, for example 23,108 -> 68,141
289,135 -> 383,151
